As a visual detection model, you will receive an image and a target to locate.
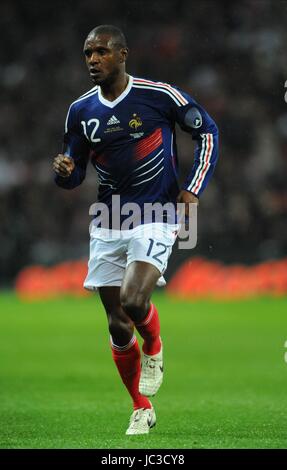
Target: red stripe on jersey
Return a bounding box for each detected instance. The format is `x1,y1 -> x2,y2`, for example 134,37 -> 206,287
134,128 -> 163,160
90,150 -> 106,166
133,78 -> 188,105
193,134 -> 212,194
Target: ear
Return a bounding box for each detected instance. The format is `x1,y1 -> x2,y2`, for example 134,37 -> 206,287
120,47 -> 129,63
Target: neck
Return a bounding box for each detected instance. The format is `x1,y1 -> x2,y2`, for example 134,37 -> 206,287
100,73 -> 129,102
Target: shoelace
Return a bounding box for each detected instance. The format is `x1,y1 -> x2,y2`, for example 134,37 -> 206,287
129,410 -> 147,429
143,356 -> 157,369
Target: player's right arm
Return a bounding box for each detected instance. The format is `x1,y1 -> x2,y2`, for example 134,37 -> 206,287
53,103 -> 90,189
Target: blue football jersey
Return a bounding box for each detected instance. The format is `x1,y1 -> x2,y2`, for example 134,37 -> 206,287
55,75 -> 219,224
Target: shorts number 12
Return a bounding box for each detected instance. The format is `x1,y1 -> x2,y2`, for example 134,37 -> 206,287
146,238 -> 168,264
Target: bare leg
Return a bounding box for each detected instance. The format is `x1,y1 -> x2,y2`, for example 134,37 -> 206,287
98,286 -> 134,346
120,261 -> 160,324
98,285 -> 151,411
120,261 -> 163,397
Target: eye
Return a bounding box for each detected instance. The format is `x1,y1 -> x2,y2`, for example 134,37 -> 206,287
84,49 -> 92,57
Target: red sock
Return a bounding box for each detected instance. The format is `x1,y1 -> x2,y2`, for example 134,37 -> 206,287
135,304 -> 161,355
111,335 -> 151,410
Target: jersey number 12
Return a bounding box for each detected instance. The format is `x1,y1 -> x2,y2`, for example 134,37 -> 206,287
81,119 -> 101,143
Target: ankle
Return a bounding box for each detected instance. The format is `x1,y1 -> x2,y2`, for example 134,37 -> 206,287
142,336 -> 162,355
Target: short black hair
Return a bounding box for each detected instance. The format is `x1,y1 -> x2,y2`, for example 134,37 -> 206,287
86,25 -> 127,48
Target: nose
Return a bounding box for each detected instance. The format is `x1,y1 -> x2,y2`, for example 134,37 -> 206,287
89,52 -> 100,65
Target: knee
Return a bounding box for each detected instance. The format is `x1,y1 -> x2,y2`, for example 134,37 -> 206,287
107,313 -> 133,339
120,291 -> 149,323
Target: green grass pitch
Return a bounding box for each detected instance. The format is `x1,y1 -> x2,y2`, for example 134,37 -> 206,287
0,292 -> 287,449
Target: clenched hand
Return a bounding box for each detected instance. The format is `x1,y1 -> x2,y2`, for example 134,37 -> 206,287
53,154 -> 75,178
177,189 -> 199,218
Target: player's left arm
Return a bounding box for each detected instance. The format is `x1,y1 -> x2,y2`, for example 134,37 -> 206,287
169,88 -> 219,209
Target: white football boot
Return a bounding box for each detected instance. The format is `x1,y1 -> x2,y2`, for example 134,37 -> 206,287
126,406 -> 156,435
139,341 -> 163,397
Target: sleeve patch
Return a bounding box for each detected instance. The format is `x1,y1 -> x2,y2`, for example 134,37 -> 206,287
184,107 -> 203,129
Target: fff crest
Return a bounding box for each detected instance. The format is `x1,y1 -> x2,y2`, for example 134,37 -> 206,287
129,114 -> 143,130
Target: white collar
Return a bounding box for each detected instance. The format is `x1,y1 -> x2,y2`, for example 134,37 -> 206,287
98,75 -> 133,108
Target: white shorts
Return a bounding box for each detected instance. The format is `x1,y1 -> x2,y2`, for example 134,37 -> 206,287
83,223 -> 179,290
